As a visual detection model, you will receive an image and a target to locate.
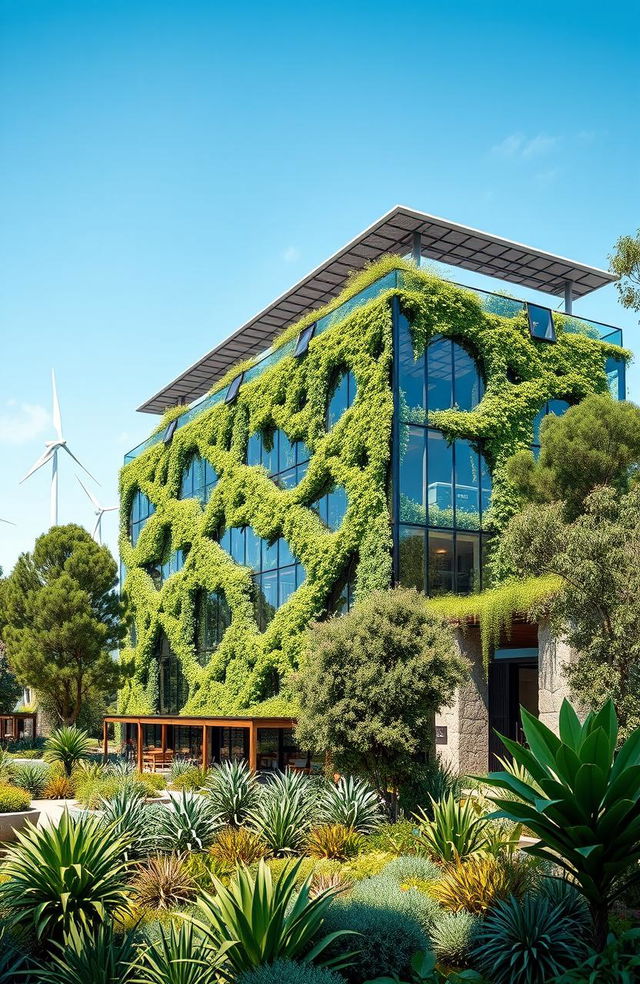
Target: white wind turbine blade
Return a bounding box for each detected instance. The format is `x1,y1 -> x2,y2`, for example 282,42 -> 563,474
51,369 -> 63,441
92,514 -> 102,540
20,447 -> 55,483
0,518 -> 16,525
76,475 -> 101,510
60,444 -> 99,484
102,505 -> 118,512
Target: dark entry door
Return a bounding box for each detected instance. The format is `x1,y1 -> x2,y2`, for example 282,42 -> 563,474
488,659 -> 538,769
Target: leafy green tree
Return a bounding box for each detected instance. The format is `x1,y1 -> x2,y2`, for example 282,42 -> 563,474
610,229 -> 640,315
497,486 -> 640,736
507,394 -> 640,520
1,525 -> 125,726
0,641 -> 21,714
295,588 -> 468,817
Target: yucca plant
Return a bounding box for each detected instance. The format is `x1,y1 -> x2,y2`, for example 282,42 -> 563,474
108,757 -> 137,779
427,854 -> 535,913
187,858 -> 354,975
11,761 -> 51,796
306,824 -> 363,861
34,922 -> 137,984
205,759 -> 262,826
152,791 -> 220,853
132,853 -> 197,910
317,776 -> 383,833
473,894 -> 587,984
415,792 -> 489,862
129,921 -> 233,984
0,809 -> 131,941
483,698 -> 640,949
100,786 -> 154,861
248,770 -> 317,855
44,727 -> 93,777
209,825 -> 269,869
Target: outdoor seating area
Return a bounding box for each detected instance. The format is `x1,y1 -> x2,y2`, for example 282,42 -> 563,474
102,713 -> 320,774
0,712 -> 37,746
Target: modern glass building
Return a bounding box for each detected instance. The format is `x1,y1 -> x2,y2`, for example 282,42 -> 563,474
118,207 -> 626,769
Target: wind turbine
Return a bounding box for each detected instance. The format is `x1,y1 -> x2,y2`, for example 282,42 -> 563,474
20,370 -> 97,528
76,477 -> 117,544
0,518 -> 15,526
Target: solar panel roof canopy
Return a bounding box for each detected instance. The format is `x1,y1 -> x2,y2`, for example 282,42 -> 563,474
139,206 -> 618,414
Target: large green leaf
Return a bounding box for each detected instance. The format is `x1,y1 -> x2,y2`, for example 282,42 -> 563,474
492,733 -> 549,785
574,763 -> 607,813
602,764 -> 640,809
553,743 -> 583,790
589,699 -> 618,760
558,699 -> 585,750
579,727 -> 613,774
610,728 -> 640,783
519,708 -> 561,771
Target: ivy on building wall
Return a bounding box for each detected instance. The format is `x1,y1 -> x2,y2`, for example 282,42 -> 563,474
119,257 -> 627,716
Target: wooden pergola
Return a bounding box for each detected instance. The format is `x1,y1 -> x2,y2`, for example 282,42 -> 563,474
103,714 -> 298,773
0,712 -> 37,743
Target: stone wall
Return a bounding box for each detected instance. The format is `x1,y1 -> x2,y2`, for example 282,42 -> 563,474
435,626 -> 488,774
537,619 -> 582,730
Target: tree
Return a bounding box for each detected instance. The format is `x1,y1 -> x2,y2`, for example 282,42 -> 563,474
506,394 -> 640,520
610,229 -> 640,315
497,486 -> 640,736
0,576 -> 22,713
295,588 -> 468,817
1,525 -> 125,726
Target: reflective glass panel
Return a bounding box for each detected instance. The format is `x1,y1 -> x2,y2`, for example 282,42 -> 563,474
606,356 -> 626,400
399,526 -> 425,592
261,431 -> 277,474
245,527 -> 261,571
456,534 -> 480,595
230,527 -> 245,565
399,425 -> 426,524
428,531 -> 454,595
263,538 -> 278,571
427,430 -> 453,528
278,432 -> 296,474
278,566 -> 296,607
453,343 -> 482,411
327,486 -> 348,531
278,537 -> 295,568
427,338 -> 453,412
247,432 -> 262,467
398,312 -> 424,421
527,304 -> 556,342
454,440 -> 480,530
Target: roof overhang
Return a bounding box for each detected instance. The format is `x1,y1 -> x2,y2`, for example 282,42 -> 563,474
139,206 -> 617,414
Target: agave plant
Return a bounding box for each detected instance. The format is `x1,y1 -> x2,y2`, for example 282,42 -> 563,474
204,759 -> 262,826
152,791 -> 220,853
130,921 -> 233,984
209,825 -> 269,869
100,786 -> 154,861
0,809 -> 131,941
34,922 -> 137,984
306,824 -> 363,860
473,894 -> 588,984
44,727 -> 93,777
317,776 -> 383,833
10,762 -> 51,797
248,770 -> 317,855
483,698 -> 640,949
107,757 -> 137,779
187,859 -> 353,975
415,792 -> 489,863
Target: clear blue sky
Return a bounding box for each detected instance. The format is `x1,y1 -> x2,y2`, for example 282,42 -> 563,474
1,0 -> 639,572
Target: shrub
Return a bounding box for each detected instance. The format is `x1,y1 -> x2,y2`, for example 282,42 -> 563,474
170,757 -> 196,780
550,928 -> 640,983
268,856 -> 343,886
342,851 -> 395,881
399,758 -> 462,819
473,894 -> 588,984
209,825 -> 269,869
152,791 -> 220,853
130,921 -> 227,984
382,855 -> 440,883
249,770 -> 317,855
0,925 -> 27,983
317,777 -> 384,833
44,727 -> 92,777
365,820 -> 421,856
428,855 -> 535,914
534,875 -> 590,929
323,899 -> 429,983
33,923 -> 137,984
169,767 -> 208,792
307,824 -> 363,861
132,771 -> 166,798
0,750 -> 13,784
188,858 -> 352,975
74,775 -> 121,808
42,775 -> 75,800
415,794 -> 488,863
349,874 -> 440,931
0,783 -> 31,813
99,786 -> 154,861
10,762 -> 51,797
205,759 -> 261,826
132,854 -> 197,910
309,871 -> 352,900
237,960 -> 347,984
430,909 -> 479,966
0,809 -> 130,941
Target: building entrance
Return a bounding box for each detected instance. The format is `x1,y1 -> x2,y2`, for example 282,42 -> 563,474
488,649 -> 539,769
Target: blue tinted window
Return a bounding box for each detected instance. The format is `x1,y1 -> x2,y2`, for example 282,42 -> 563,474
528,304 -> 556,342
398,313 -> 424,420
130,491 -> 155,546
454,439 -> 480,531
180,455 -> 217,504
606,356 -> 626,400
455,533 -> 480,595
278,566 -> 296,606
327,370 -> 356,429
327,487 -> 348,531
247,432 -> 262,467
399,425 -> 427,524
453,344 -> 483,411
261,431 -> 277,474
230,527 -> 245,565
196,590 -> 231,665
278,432 -> 296,474
427,430 -> 453,526
428,531 -> 454,595
278,536 -> 295,568
427,338 -> 453,413
398,526 -> 425,592
245,526 -> 261,571
262,537 -> 278,571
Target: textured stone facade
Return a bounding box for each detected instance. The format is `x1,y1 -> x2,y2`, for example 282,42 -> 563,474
436,627 -> 488,775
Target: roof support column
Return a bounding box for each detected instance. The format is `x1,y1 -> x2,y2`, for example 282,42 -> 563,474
564,280 -> 573,315
412,230 -> 422,267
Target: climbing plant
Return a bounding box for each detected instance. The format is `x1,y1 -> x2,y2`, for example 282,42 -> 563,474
119,257 -> 626,716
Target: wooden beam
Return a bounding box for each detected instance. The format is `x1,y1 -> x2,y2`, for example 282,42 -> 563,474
202,725 -> 208,772
161,724 -> 167,760
103,719 -> 109,763
137,722 -> 144,773
249,721 -> 257,773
